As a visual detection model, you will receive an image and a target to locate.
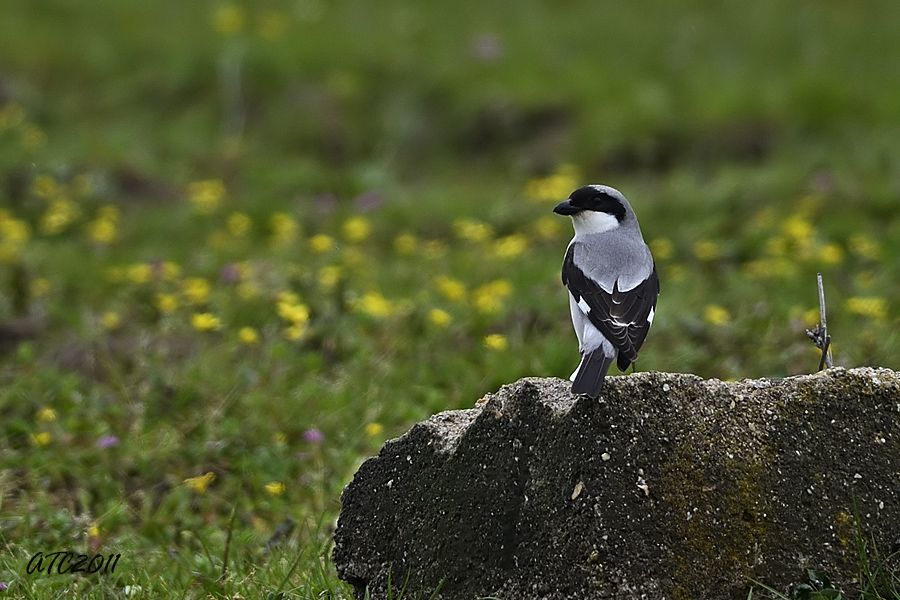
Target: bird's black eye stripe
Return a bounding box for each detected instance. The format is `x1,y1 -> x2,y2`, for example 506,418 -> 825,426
589,193 -> 626,221
568,187 -> 626,221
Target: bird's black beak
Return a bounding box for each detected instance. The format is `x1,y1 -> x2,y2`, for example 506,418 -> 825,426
553,199 -> 581,216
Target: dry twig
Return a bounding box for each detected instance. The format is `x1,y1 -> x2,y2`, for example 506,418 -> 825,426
805,273 -> 833,371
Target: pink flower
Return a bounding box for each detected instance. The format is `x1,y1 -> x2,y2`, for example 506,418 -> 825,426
96,435 -> 120,449
303,428 -> 324,444
354,191 -> 384,212
219,263 -> 241,284
471,33 -> 504,63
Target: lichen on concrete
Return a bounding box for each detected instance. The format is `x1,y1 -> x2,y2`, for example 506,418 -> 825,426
333,368 -> 900,600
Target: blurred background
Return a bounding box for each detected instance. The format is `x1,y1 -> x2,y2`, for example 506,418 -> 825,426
1,0 -> 899,596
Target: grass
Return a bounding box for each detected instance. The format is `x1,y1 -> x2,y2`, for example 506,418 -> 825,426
750,532 -> 900,600
750,503 -> 900,598
1,1 -> 899,597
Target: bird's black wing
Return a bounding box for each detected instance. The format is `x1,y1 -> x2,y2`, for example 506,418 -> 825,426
562,244 -> 659,370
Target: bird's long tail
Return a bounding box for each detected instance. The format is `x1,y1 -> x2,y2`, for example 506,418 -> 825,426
570,349 -> 614,398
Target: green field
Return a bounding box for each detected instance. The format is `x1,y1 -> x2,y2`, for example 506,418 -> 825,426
1,1 -> 899,597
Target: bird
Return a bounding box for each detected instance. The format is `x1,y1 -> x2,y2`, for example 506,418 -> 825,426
553,184 -> 659,398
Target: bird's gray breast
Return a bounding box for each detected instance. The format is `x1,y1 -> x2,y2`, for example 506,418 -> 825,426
571,229 -> 653,293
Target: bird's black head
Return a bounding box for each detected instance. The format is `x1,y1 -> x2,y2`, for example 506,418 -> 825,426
553,186 -> 627,221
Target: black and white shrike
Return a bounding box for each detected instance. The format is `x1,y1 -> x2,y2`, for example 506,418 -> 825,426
554,184 -> 660,398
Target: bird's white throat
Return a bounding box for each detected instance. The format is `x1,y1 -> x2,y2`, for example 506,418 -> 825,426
571,211 -> 619,237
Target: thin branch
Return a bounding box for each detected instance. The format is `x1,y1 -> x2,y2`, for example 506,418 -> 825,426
817,336 -> 832,372
805,272 -> 833,371
220,504 -> 237,581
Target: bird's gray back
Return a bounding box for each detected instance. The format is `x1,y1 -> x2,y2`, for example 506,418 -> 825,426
570,227 -> 653,293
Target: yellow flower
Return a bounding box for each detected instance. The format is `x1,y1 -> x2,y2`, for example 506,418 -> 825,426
492,234 -> 528,259
31,277 -> 51,297
187,179 -> 225,214
846,297 -> 887,321
235,261 -> 252,278
257,9 -> 288,40
277,300 -> 310,325
31,431 -> 52,447
0,210 -> 31,263
191,312 -> 222,331
284,324 -> 307,341
309,234 -> 335,253
355,292 -> 393,318
796,194 -> 823,215
483,334 -> 509,351
273,431 -> 287,445
453,219 -> 493,243
264,481 -> 285,496
155,293 -> 179,315
0,103 -> 25,130
99,205 -> 119,220
365,422 -> 384,437
531,216 -> 563,240
37,407 -> 57,422
341,247 -> 366,268
20,124 -> 47,152
650,237 -> 674,261
434,276 -> 466,302
802,308 -> 821,326
764,237 -> 788,257
276,290 -> 299,305
423,239 -> 447,259
342,216 -> 371,242
473,279 -> 512,314
692,240 -> 721,261
161,261 -> 182,280
666,264 -> 687,282
524,164 -> 579,203
87,217 -> 117,245
854,270 -> 877,288
751,207 -> 776,229
101,311 -> 121,331
238,326 -> 260,345
182,277 -> 211,305
73,174 -> 94,197
227,212 -> 252,237
703,304 -> 731,327
31,175 -> 59,199
205,230 -> 226,250
819,243 -> 844,265
237,281 -> 260,299
212,4 -> 244,34
86,206 -> 120,245
744,257 -> 796,280
40,198 -> 80,235
393,233 -> 418,254
127,263 -> 152,284
848,234 -> 880,261
782,214 -> 814,243
427,308 -> 452,328
318,265 -> 342,290
88,522 -> 101,538
183,471 -> 216,493
269,212 -> 298,246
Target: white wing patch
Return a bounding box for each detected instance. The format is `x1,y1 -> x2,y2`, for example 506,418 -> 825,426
577,298 -> 591,314
647,307 -> 655,324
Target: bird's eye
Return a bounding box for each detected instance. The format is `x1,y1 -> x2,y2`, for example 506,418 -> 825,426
590,193 -> 626,221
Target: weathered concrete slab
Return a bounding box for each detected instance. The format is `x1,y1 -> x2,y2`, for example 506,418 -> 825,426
333,368 -> 900,600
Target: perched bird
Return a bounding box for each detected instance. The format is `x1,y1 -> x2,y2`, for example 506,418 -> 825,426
554,185 -> 659,398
